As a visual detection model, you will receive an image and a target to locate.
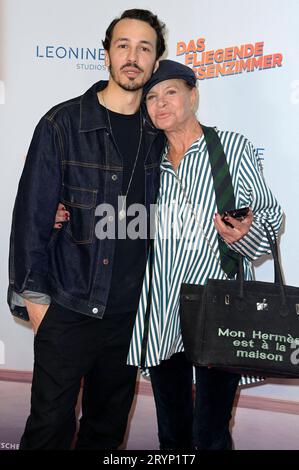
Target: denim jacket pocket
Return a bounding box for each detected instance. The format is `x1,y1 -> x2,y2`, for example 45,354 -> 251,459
61,184 -> 97,244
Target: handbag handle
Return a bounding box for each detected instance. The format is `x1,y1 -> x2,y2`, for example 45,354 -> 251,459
237,224 -> 288,316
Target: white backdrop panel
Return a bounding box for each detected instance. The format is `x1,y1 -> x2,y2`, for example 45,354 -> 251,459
0,0 -> 298,401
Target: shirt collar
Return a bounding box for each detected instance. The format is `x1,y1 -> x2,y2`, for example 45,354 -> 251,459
79,81 -> 109,132
160,134 -> 206,173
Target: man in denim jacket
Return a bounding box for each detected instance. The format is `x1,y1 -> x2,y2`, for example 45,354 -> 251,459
8,9 -> 165,449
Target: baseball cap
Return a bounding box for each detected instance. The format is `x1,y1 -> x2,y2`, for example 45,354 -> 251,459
143,59 -> 196,98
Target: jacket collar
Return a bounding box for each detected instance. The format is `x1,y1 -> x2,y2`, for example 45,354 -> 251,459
79,81 -> 109,132
79,80 -> 161,138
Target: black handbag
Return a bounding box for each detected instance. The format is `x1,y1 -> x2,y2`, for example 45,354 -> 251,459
180,227 -> 299,378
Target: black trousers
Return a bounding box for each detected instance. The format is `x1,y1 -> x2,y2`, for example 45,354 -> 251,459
149,352 -> 240,450
20,302 -> 137,450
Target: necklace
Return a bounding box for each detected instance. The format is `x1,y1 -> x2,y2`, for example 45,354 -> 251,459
101,91 -> 143,221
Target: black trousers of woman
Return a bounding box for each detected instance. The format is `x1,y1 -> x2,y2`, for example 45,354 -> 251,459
149,352 -> 240,450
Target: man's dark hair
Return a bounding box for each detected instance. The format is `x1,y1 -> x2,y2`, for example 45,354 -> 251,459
102,9 -> 166,59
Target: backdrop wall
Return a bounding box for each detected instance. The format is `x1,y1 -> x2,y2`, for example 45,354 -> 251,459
0,0 -> 298,446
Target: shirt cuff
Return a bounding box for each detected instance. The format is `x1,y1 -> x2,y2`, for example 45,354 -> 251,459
12,290 -> 51,307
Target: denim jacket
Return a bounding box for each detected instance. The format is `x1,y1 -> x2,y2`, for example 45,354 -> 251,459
8,81 -> 165,320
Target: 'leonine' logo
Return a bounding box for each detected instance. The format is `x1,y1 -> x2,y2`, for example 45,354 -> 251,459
35,44 -> 107,72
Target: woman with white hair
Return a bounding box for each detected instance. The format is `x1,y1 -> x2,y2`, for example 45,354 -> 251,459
127,59 -> 282,449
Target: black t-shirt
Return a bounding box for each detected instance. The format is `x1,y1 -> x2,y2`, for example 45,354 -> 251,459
104,107 -> 147,314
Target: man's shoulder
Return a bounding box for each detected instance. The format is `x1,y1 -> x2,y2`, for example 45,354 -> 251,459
142,115 -> 166,150
43,95 -> 81,123
42,80 -> 106,123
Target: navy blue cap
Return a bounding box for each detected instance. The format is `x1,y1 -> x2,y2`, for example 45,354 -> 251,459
143,59 -> 196,98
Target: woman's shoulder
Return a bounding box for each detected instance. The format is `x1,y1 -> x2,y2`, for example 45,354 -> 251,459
215,127 -> 250,147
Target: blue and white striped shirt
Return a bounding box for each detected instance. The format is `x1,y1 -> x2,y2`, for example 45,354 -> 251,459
127,129 -> 282,377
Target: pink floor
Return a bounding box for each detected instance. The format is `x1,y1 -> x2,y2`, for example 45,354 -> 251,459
0,379 -> 299,450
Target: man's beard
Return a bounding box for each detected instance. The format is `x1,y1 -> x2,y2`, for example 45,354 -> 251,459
109,62 -> 155,91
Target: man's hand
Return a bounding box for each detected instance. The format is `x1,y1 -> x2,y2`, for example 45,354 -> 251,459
214,208 -> 253,244
24,300 -> 50,334
54,203 -> 70,228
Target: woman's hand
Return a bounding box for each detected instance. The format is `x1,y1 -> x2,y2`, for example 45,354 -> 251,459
214,208 -> 253,244
54,203 -> 70,228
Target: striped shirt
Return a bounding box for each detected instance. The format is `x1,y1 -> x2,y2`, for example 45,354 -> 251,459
127,129 -> 282,383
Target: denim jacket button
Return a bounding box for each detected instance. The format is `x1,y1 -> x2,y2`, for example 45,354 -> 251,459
111,174 -> 118,181
103,258 -> 109,265
92,308 -> 98,314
